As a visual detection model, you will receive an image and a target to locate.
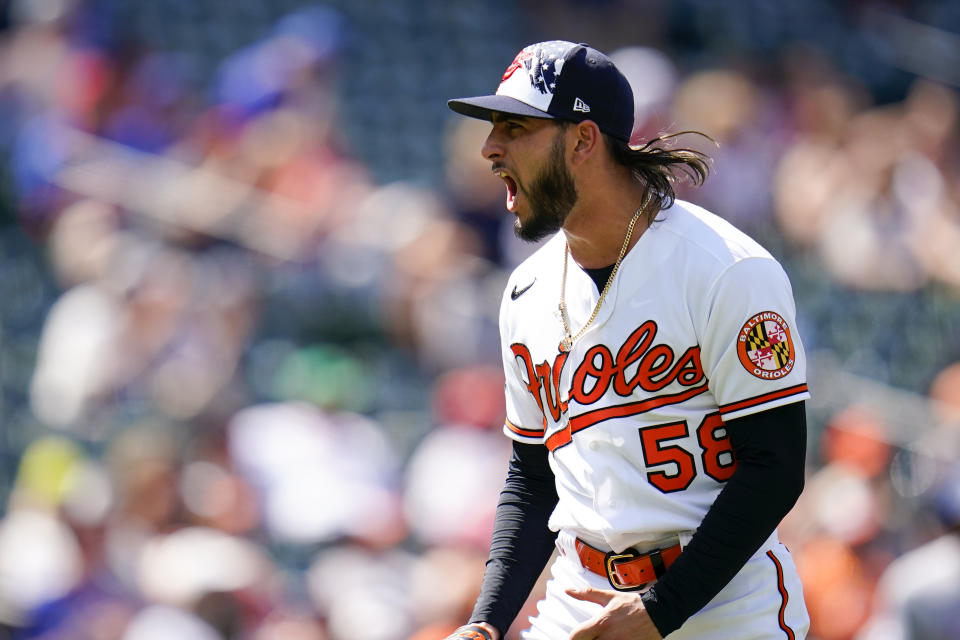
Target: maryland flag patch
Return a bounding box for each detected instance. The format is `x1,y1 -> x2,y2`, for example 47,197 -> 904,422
737,311 -> 796,380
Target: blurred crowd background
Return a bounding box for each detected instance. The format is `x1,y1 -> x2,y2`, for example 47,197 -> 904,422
1,0 -> 960,639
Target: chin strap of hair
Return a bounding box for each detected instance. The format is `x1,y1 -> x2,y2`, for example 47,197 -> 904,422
446,624 -> 495,640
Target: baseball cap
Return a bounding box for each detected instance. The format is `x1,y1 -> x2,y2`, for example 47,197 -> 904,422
448,40 -> 635,142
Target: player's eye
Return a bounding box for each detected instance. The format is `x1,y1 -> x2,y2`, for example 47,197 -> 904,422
491,117 -> 525,137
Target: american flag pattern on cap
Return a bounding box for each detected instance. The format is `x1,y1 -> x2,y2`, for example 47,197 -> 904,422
496,40 -> 576,114
447,40 -> 634,141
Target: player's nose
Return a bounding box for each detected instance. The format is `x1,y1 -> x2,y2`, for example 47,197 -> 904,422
481,128 -> 504,162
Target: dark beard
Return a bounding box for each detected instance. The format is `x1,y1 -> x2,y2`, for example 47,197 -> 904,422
514,131 -> 578,242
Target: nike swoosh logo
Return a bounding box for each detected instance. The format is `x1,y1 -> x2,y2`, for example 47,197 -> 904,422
511,278 -> 536,300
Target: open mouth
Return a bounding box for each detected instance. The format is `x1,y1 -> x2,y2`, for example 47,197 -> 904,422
495,170 -> 519,211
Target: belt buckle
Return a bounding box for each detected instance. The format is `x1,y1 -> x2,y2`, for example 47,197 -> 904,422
603,548 -> 642,591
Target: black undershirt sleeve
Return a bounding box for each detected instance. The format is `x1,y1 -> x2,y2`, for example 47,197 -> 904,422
640,400 -> 808,636
469,440 -> 559,635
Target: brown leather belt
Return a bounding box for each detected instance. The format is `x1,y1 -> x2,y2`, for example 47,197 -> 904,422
574,537 -> 683,591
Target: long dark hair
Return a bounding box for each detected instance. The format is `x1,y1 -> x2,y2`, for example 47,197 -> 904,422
605,131 -> 713,216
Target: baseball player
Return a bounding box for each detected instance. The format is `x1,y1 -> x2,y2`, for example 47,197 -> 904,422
443,41 -> 810,639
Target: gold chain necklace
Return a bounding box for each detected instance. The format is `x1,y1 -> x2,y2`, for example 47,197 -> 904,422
558,207 -> 643,353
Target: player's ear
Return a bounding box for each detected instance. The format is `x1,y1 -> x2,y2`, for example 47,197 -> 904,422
570,120 -> 602,165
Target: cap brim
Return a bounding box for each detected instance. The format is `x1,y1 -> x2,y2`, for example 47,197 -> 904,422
447,95 -> 554,121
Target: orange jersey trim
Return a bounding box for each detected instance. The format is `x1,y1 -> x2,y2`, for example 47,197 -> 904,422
766,550 -> 797,640
546,382 -> 710,451
505,418 -> 545,439
718,384 -> 808,417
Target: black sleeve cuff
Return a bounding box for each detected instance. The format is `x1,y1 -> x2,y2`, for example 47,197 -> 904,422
640,588 -> 671,638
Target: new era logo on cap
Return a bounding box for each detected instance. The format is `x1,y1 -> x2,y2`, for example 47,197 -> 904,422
447,40 -> 636,142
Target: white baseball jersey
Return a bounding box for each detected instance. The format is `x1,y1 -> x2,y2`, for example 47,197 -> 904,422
499,199 -> 810,553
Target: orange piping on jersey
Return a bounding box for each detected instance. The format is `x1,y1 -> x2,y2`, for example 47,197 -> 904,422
766,550 -> 796,640
505,418 -> 544,439
546,382 -> 710,451
718,384 -> 808,417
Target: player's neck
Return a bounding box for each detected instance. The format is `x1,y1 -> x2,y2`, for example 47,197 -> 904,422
563,186 -> 652,269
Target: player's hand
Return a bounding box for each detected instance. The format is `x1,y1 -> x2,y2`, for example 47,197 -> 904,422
444,622 -> 500,640
566,587 -> 662,640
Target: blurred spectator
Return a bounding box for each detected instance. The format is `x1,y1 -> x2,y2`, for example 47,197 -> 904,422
228,402 -> 405,548
856,463 -> 960,640
775,75 -> 960,293
930,361 -> 960,426
306,544 -> 415,640
608,46 -> 679,143
784,409 -> 890,638
403,423 -> 509,549
29,240 -> 258,427
795,536 -> 874,640
672,67 -> 783,233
